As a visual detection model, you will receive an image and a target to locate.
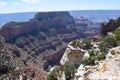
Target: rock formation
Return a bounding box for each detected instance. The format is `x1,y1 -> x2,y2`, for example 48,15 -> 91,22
100,17 -> 120,35
0,12 -> 83,75
0,11 -> 99,79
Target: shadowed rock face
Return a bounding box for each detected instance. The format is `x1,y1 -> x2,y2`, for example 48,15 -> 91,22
0,12 -> 75,41
100,17 -> 120,35
0,12 -> 95,74
0,65 -> 8,75
0,12 -> 99,80
43,48 -> 66,71
0,12 -> 81,72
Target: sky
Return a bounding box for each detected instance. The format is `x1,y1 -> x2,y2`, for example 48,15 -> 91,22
0,0 -> 120,13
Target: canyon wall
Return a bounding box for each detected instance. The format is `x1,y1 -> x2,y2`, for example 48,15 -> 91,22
0,12 -> 97,75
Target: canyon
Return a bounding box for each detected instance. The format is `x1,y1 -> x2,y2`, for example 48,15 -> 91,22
0,11 -> 98,79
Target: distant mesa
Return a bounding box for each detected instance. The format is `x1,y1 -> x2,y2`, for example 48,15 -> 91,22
0,12 -> 75,41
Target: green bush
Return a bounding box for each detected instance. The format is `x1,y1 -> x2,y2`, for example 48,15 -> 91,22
111,50 -> 116,55
97,53 -> 106,60
87,56 -> 95,65
71,40 -> 77,47
81,56 -> 95,65
115,28 -> 120,41
47,71 -> 58,80
81,52 -> 106,65
89,50 -> 95,56
82,40 -> 92,49
99,42 -> 107,53
99,36 -> 118,53
103,36 -> 118,48
64,65 -> 76,80
0,52 -> 15,77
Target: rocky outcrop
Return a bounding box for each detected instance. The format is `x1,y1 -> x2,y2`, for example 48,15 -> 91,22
60,40 -> 91,66
100,17 -> 120,35
84,46 -> 120,79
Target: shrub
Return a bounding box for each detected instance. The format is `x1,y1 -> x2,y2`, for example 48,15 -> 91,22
81,58 -> 88,65
47,71 -> 58,80
87,56 -> 95,65
115,28 -> 120,41
81,52 -> 106,65
71,40 -> 77,47
111,50 -> 116,55
99,42 -> 107,53
81,56 -> 95,65
99,36 -> 118,53
0,52 -> 15,77
64,65 -> 76,80
82,40 -> 92,49
103,36 -> 118,48
89,50 -> 95,56
97,53 -> 106,60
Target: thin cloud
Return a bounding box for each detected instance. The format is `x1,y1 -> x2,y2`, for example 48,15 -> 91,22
13,2 -> 21,5
22,0 -> 40,4
0,2 -> 8,6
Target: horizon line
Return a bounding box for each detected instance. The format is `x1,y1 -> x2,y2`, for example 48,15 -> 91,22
1,9 -> 120,14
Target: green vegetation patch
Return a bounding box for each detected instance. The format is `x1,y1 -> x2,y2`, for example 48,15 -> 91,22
64,65 -> 76,80
47,71 -> 58,80
82,40 -> 92,50
115,28 -> 120,41
71,40 -> 77,47
99,36 -> 118,53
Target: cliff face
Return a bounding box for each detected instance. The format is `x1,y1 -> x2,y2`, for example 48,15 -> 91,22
0,12 -> 82,73
100,17 -> 120,35
0,12 -> 98,78
0,12 -> 75,41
